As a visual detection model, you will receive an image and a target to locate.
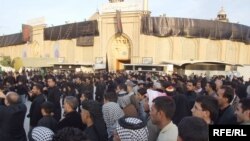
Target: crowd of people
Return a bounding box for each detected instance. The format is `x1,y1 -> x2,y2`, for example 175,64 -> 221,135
0,70 -> 250,141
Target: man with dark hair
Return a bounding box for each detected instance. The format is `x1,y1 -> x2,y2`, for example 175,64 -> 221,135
150,96 -> 178,141
0,91 -> 27,141
136,87 -> 148,122
53,127 -> 89,141
28,84 -> 46,128
216,86 -> 237,124
57,96 -> 85,130
235,98 -> 250,125
47,77 -> 61,121
185,80 -> 197,111
205,82 -> 217,97
103,92 -> 124,140
38,101 -> 58,132
81,100 -> 108,141
191,95 -> 219,124
177,116 -> 208,141
95,76 -> 106,103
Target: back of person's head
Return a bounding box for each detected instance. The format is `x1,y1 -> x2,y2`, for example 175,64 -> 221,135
137,88 -> 147,96
81,100 -> 102,120
118,83 -> 127,91
29,126 -> 54,141
65,96 -> 79,110
41,101 -> 54,115
115,117 -> 149,141
104,92 -> 117,102
152,96 -> 176,119
6,91 -> 21,105
178,116 -> 208,141
81,90 -> 91,100
195,95 -> 219,122
53,127 -> 89,141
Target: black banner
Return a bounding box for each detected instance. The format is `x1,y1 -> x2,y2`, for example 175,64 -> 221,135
116,10 -> 123,34
141,16 -> 250,44
0,33 -> 25,47
209,125 -> 250,141
44,20 -> 99,40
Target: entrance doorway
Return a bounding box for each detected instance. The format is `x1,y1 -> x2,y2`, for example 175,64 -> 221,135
116,59 -> 131,71
108,34 -> 132,71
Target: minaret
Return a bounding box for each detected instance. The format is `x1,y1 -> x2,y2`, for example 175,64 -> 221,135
215,7 -> 229,22
143,0 -> 148,11
143,0 -> 150,15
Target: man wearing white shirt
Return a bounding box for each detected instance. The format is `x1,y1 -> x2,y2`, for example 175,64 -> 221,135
150,96 -> 178,141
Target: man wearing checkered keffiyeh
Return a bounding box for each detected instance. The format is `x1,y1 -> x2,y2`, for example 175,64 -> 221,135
103,92 -> 124,139
114,117 -> 149,141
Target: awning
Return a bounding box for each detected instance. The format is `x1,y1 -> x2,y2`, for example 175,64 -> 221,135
161,60 -> 243,67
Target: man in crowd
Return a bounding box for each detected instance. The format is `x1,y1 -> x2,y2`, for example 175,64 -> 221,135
191,95 -> 219,124
28,84 -> 46,129
177,116 -> 208,141
216,86 -> 237,124
235,98 -> 250,125
47,77 -> 61,121
0,91 -> 27,141
150,96 -> 178,141
57,96 -> 85,130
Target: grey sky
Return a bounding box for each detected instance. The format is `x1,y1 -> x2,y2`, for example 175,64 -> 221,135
0,0 -> 249,35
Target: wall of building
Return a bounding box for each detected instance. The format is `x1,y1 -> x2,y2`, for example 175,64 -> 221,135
0,11 -> 250,71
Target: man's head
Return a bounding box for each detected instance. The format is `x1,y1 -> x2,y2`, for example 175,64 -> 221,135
136,88 -> 147,101
178,116 -> 208,141
191,95 -> 219,124
235,98 -> 250,123
41,101 -> 54,116
205,82 -> 216,93
150,96 -> 176,128
47,77 -> 56,88
116,84 -> 127,94
32,84 -> 43,96
217,86 -> 234,108
113,117 -> 148,141
64,96 -> 78,113
5,92 -> 21,106
186,81 -> 195,92
104,92 -> 118,103
81,100 -> 101,125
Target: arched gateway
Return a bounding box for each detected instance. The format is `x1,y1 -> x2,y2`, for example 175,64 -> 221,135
107,34 -> 132,71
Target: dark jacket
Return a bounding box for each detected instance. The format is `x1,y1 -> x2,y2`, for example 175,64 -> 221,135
216,105 -> 237,125
38,116 -> 58,132
47,86 -> 61,121
57,111 -> 86,131
28,94 -> 46,127
0,103 -> 27,141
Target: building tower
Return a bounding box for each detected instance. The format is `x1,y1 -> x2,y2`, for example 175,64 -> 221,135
216,7 -> 229,22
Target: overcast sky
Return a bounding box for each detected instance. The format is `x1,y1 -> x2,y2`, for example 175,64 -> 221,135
0,0 -> 249,35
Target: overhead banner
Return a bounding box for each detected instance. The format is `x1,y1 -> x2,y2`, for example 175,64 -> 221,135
141,16 -> 250,44
44,20 -> 99,40
116,10 -> 123,34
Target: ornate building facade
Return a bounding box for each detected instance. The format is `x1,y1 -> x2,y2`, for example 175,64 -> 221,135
0,0 -> 250,72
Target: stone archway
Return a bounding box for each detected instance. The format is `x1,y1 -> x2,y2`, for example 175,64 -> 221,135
108,34 -> 132,71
